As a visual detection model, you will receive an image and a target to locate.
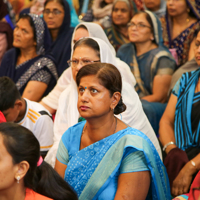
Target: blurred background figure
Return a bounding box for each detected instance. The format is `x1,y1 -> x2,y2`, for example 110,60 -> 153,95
104,0 -> 137,52
161,0 -> 200,68
0,14 -> 58,101
117,11 -> 176,135
43,0 -> 74,76
144,0 -> 166,18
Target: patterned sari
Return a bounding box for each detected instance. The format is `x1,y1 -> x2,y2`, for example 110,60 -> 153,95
57,122 -> 171,200
161,0 -> 200,67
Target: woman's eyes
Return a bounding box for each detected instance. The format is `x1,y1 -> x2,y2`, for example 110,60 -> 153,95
91,89 -> 98,93
78,88 -> 98,94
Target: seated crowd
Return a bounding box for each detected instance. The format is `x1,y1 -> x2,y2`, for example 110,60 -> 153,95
0,0 -> 200,199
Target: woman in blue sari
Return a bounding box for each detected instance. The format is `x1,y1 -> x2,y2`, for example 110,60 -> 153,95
0,13 -> 58,102
55,62 -> 170,199
117,10 -> 176,135
159,29 -> 200,197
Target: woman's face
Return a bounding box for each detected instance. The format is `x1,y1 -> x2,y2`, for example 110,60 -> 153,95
43,1 -> 65,30
144,0 -> 161,12
167,0 -> 188,17
128,13 -> 154,44
71,46 -> 100,80
73,28 -> 89,44
112,1 -> 130,26
77,75 -> 113,119
13,18 -> 36,50
0,135 -> 18,191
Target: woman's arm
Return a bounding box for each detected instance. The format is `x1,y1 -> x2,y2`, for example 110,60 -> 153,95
172,153 -> 200,196
114,171 -> 150,200
159,93 -> 177,154
142,74 -> 172,103
22,81 -> 47,102
55,158 -> 67,179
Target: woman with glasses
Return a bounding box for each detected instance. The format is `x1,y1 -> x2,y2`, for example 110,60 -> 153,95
43,0 -> 74,77
44,36 -> 162,167
104,0 -> 137,52
117,10 -> 176,135
161,0 -> 200,68
0,14 -> 58,102
54,61 -> 170,200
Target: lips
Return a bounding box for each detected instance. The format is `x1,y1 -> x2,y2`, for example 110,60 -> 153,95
80,106 -> 90,111
47,21 -> 54,25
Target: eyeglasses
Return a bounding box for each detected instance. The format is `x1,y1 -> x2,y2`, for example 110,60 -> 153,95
127,22 -> 151,29
67,59 -> 100,68
43,9 -> 62,16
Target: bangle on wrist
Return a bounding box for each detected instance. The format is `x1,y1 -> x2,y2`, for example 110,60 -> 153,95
191,160 -> 198,171
163,141 -> 176,152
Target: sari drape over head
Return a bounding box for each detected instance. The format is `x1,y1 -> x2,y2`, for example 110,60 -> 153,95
0,14 -> 58,96
47,0 -> 74,77
117,10 -> 176,98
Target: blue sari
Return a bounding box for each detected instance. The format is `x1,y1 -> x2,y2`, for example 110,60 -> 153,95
57,121 -> 171,200
172,68 -> 200,150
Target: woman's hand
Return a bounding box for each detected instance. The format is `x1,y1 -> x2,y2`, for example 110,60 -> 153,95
172,161 -> 196,197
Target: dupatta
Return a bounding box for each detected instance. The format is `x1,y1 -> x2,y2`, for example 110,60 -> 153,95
174,68 -> 200,150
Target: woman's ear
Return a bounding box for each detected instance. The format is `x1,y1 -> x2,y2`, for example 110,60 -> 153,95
14,161 -> 30,183
110,92 -> 121,110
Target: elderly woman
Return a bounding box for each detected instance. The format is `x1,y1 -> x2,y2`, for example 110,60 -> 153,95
55,62 -> 170,200
44,37 -> 162,167
159,29 -> 200,197
117,10 -> 176,134
144,0 -> 166,18
104,0 -> 137,52
43,0 -> 74,76
0,14 -> 58,102
161,0 -> 200,67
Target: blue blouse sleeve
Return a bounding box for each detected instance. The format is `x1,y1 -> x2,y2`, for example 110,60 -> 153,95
120,150 -> 149,174
56,139 -> 69,165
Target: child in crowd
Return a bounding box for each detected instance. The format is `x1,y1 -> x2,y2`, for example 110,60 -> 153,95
0,76 -> 53,157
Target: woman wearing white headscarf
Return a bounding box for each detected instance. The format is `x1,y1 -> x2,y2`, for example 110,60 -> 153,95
40,22 -> 136,113
44,36 -> 162,167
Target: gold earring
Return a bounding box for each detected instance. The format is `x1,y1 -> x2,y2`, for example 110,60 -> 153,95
16,176 -> 20,184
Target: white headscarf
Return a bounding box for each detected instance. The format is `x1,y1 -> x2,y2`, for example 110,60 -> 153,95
44,37 -> 162,167
41,22 -> 136,110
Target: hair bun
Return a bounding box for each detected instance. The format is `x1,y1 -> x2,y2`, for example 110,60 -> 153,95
114,97 -> 126,115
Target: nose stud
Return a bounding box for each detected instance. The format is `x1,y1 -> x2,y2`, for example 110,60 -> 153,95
85,87 -> 87,89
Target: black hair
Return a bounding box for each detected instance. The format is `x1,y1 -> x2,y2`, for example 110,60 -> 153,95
0,77 -> 21,111
73,37 -> 100,60
76,63 -> 126,115
44,0 -> 65,10
194,28 -> 200,38
76,24 -> 88,31
18,14 -> 37,43
0,123 -> 78,200
132,11 -> 156,44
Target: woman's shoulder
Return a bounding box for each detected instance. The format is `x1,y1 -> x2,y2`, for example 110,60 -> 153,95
62,121 -> 86,139
25,188 -> 53,200
118,43 -> 133,51
3,47 -> 16,58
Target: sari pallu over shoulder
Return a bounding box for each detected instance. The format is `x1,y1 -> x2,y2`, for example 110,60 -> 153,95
59,123 -> 170,200
174,68 -> 200,150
